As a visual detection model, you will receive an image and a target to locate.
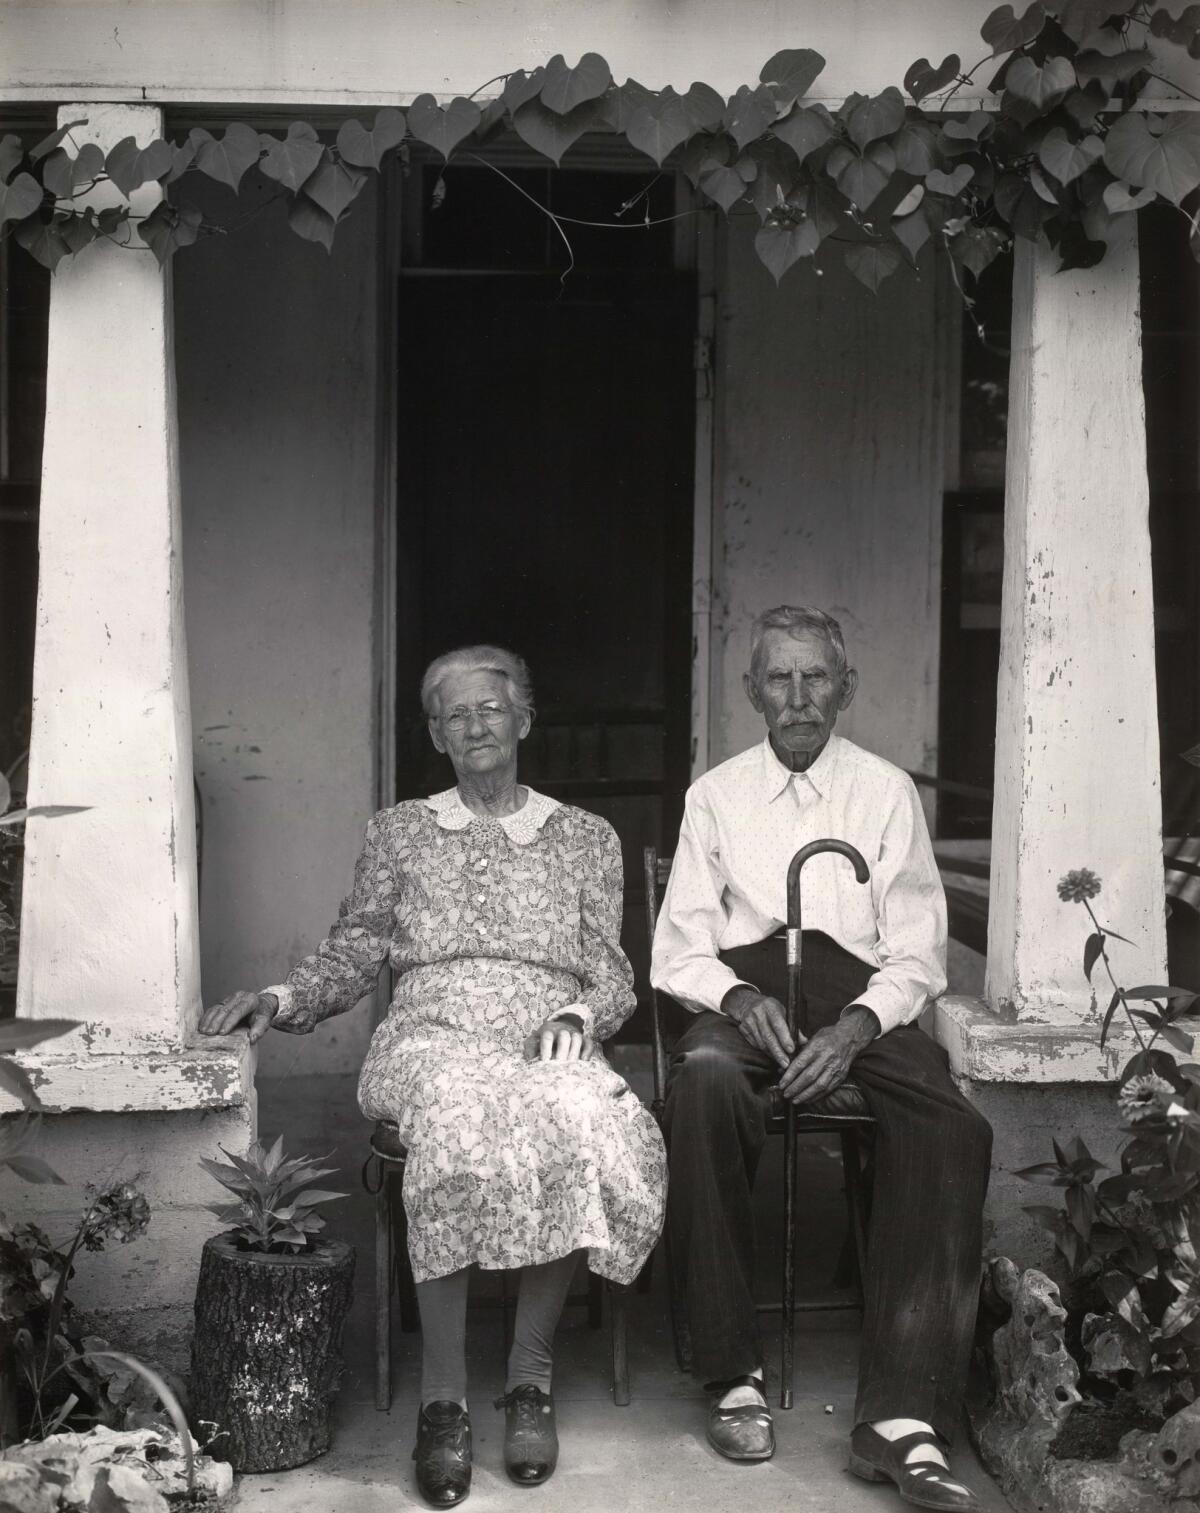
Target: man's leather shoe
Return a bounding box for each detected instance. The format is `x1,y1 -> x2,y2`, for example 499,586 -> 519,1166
495,1384 -> 559,1484
706,1375 -> 775,1461
848,1425 -> 980,1510
413,1400 -> 471,1507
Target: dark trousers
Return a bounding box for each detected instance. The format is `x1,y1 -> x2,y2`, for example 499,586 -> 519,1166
662,933 -> 992,1444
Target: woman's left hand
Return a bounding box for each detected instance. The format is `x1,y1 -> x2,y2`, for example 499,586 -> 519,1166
525,1017 -> 595,1063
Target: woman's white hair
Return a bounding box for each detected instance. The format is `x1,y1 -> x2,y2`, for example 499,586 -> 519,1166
748,605 -> 849,678
420,644 -> 535,721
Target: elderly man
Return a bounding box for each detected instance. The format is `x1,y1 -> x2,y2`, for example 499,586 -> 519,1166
651,605 -> 991,1512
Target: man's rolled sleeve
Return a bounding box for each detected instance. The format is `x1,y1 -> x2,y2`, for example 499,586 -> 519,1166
851,776 -> 947,1036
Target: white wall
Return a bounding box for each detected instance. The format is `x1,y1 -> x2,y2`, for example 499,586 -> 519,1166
710,217 -> 949,788
1,1 -> 1018,107
177,175 -> 380,1078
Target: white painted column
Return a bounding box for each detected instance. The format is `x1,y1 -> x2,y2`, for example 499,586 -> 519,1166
986,221 -> 1166,1022
18,103 -> 200,1049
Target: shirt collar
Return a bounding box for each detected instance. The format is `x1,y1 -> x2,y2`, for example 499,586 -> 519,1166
761,732 -> 840,802
423,785 -> 561,845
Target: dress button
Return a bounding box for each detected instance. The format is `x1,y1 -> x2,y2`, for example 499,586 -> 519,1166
476,894 -> 486,904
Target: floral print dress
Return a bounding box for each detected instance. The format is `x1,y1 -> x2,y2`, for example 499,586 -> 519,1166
268,788 -> 666,1285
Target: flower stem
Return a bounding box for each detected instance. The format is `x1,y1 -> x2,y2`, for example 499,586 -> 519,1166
1084,900 -> 1149,1054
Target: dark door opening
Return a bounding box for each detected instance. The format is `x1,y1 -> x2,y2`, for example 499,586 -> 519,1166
394,157 -> 697,1030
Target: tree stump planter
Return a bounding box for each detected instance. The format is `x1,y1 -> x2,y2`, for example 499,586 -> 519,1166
190,1234 -> 354,1473
969,1257 -> 1200,1513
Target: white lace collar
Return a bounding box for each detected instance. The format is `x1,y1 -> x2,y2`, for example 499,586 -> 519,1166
424,786 -> 561,846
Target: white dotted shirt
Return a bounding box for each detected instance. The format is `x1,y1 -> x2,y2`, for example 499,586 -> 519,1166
649,734 -> 947,1036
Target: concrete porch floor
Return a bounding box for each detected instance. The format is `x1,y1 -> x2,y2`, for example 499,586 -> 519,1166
241,1067 -> 1011,1513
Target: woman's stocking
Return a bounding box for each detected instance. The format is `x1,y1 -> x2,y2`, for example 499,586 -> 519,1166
415,1267 -> 470,1404
505,1251 -> 581,1393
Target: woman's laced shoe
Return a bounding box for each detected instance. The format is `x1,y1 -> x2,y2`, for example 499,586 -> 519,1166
848,1425 -> 980,1511
413,1400 -> 472,1507
495,1384 -> 559,1484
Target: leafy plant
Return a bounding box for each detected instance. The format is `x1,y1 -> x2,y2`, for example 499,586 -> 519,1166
201,1135 -> 346,1253
1017,868 -> 1200,1425
4,7 -> 1200,305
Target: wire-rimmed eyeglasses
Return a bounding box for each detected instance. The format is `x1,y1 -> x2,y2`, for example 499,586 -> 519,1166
438,702 -> 512,731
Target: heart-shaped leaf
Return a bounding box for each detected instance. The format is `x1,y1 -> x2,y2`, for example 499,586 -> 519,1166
724,85 -> 778,150
846,87 -> 905,149
189,123 -> 261,192
981,2 -> 1047,55
681,82 -> 726,132
904,54 -> 960,103
893,207 -> 931,259
772,104 -> 836,163
759,48 -> 826,105
539,52 -> 612,115
60,207 -> 100,254
952,225 -> 1010,278
754,217 -> 821,282
29,119 -> 87,163
700,156 -> 758,212
1104,111 -> 1200,204
942,113 -> 992,143
602,78 -> 656,133
1004,56 -> 1077,115
163,140 -> 196,186
995,171 -> 1054,237
0,1057 -> 37,1107
3,1152 -> 65,1184
747,153 -> 797,223
1102,179 -> 1156,214
1073,48 -> 1152,86
41,143 -> 104,200
512,97 -> 603,166
259,123 -> 324,191
0,171 -> 44,226
407,95 -> 482,161
106,136 -> 174,197
926,164 -> 975,199
1058,0 -> 1139,47
625,93 -> 693,166
502,69 -> 546,115
1064,82 -> 1108,130
892,121 -> 941,176
287,194 -> 336,252
138,202 -> 202,267
892,183 -> 925,219
0,134 -> 23,182
1038,129 -> 1104,186
845,242 -> 901,292
830,140 -> 895,209
303,153 -> 367,220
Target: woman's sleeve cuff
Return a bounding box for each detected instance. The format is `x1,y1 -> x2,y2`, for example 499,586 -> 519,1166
550,1003 -> 594,1035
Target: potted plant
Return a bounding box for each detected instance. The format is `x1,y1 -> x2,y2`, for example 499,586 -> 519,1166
190,1136 -> 354,1473
970,869 -> 1200,1513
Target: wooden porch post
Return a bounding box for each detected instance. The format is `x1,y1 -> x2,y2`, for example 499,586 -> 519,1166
986,220 -> 1167,1022
18,103 -> 202,1049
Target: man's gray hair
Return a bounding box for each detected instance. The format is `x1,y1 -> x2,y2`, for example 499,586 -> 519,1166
749,606 -> 849,678
421,644 -> 535,720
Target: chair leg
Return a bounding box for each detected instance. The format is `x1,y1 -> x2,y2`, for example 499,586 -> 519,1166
609,1282 -> 630,1407
391,1170 -> 420,1333
375,1181 -> 393,1412
635,1249 -> 654,1295
662,1230 -> 693,1375
842,1129 -> 870,1308
781,1110 -> 797,1410
587,1268 -> 604,1330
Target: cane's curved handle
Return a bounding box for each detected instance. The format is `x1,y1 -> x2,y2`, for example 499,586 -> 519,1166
786,839 -> 870,931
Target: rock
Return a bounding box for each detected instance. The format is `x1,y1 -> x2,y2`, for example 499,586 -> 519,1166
2,1425 -> 232,1508
0,1461 -> 58,1513
1153,1400 -> 1200,1500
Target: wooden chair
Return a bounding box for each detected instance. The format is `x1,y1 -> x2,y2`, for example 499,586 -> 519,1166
363,1119 -> 631,1411
642,846 -> 876,1410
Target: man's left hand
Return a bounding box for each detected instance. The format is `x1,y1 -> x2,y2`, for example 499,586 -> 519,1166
777,1006 -> 878,1105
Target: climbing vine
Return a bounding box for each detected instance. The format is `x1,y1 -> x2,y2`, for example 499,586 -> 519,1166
5,2 -> 1200,303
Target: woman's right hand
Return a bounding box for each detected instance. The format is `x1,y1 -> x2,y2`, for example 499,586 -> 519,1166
198,990 -> 278,1044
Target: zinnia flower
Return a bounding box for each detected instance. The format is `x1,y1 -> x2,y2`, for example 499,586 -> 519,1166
1058,868 -> 1102,904
1118,1073 -> 1175,1123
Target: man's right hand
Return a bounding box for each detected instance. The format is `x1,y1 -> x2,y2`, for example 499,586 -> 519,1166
198,990 -> 278,1044
721,985 -> 797,1069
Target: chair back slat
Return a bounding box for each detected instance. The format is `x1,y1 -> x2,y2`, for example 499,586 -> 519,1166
642,846 -> 672,1117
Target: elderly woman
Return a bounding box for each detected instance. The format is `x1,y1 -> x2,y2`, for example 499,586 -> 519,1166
199,645 -> 665,1508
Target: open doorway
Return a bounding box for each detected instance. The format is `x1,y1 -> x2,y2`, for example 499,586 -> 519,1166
392,148 -> 699,1016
